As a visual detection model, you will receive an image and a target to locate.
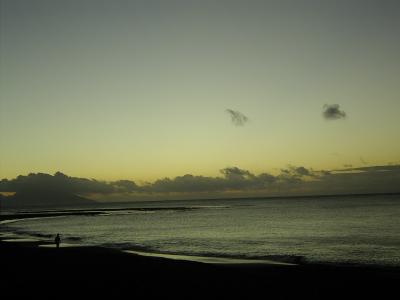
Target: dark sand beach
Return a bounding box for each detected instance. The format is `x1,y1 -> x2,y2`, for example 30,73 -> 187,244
1,207 -> 400,299
1,238 -> 399,299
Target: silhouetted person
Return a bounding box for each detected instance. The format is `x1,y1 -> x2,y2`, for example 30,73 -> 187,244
55,233 -> 61,249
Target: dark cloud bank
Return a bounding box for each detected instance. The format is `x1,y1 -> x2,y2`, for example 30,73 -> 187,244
1,165 -> 400,208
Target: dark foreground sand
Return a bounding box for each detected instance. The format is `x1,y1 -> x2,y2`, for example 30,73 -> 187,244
1,239 -> 399,299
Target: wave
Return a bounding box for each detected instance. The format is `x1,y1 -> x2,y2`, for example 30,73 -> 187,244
0,226 -> 82,243
97,241 -> 304,264
0,204 -> 230,223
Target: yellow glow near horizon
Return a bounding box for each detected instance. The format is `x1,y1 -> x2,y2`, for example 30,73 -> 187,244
1,1 -> 399,182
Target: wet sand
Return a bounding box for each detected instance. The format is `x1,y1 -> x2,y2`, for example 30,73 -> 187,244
124,249 -> 297,265
1,238 -> 399,299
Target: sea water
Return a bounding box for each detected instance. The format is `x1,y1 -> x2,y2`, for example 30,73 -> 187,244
2,194 -> 400,266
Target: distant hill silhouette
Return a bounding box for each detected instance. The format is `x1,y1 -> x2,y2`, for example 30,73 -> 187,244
1,191 -> 94,209
0,172 -> 102,209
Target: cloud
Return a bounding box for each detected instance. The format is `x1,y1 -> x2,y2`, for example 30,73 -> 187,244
280,166 -> 315,178
226,109 -> 249,126
293,166 -> 312,176
323,104 -> 346,120
1,164 -> 399,204
0,167 -> 280,196
220,167 -> 254,179
0,172 -> 139,195
112,180 -> 139,192
308,165 -> 400,195
144,167 -> 276,193
336,165 -> 400,173
146,175 -> 225,193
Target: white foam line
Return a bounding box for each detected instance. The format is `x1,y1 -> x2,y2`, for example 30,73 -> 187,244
0,214 -> 74,225
0,219 -> 22,225
1,238 -> 42,242
124,250 -> 296,266
38,243 -> 83,248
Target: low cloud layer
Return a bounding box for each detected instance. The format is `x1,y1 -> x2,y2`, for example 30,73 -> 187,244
2,164 -> 399,204
147,167 -> 279,193
323,104 -> 346,120
0,172 -> 139,195
226,109 -> 249,126
0,167 -> 296,197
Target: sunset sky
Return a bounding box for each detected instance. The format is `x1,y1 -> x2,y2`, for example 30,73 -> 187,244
1,0 -> 399,184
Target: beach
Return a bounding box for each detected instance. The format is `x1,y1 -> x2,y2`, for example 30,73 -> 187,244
2,197 -> 400,299
3,195 -> 400,267
1,238 -> 399,299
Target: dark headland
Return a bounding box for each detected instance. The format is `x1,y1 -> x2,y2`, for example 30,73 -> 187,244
1,239 -> 399,299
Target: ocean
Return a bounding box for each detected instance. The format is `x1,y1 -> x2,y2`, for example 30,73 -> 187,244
2,194 -> 400,266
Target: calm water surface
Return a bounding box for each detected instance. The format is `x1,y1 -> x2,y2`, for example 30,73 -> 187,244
2,195 -> 400,266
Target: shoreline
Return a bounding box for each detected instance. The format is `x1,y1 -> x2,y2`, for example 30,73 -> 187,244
1,210 -> 400,270
124,250 -> 297,265
1,238 -> 399,299
0,206 -> 202,222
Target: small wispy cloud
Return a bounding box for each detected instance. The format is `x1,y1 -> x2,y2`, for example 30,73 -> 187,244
323,104 -> 346,120
226,109 -> 249,126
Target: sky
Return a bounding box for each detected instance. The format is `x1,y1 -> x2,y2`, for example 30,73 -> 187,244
1,0 -> 400,189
